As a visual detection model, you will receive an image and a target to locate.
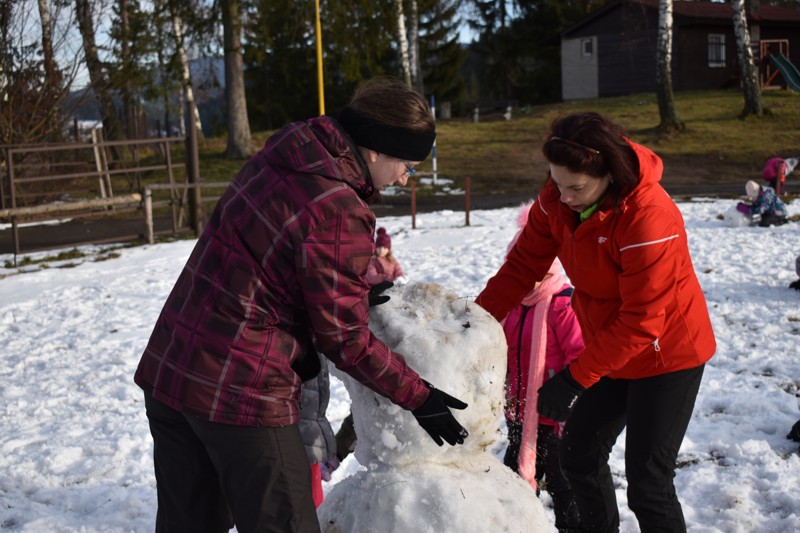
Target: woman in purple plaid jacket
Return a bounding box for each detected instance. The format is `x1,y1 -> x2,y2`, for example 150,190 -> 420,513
134,77 -> 468,533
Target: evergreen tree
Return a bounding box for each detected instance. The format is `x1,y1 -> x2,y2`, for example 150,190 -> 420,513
418,0 -> 467,114
243,0 -> 397,127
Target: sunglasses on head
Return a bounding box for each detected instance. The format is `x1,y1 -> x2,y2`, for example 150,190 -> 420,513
549,136 -> 601,155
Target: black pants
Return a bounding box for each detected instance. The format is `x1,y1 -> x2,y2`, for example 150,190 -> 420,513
560,365 -> 704,533
144,393 -> 320,533
758,213 -> 788,227
505,423 -> 579,531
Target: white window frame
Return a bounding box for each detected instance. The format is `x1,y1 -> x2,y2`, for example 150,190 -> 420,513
708,34 -> 726,68
582,38 -> 594,57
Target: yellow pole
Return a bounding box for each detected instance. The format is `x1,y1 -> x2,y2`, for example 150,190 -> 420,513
315,0 -> 325,116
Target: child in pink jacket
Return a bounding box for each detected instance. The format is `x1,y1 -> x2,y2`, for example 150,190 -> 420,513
501,203 -> 584,532
366,227 -> 406,285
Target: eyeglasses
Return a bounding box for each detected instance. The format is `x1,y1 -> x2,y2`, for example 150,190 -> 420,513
549,136 -> 601,155
403,161 -> 416,176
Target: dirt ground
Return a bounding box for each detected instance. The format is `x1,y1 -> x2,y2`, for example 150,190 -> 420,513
1,154 -> 794,256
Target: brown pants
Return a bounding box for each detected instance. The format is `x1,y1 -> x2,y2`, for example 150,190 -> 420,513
144,393 -> 320,533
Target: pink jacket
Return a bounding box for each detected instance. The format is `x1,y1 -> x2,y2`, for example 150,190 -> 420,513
503,284 -> 584,427
366,255 -> 405,285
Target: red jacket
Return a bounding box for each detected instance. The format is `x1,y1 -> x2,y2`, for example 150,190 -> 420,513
477,141 -> 716,388
135,117 -> 429,426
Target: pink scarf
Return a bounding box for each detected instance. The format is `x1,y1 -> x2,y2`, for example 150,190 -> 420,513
516,259 -> 566,490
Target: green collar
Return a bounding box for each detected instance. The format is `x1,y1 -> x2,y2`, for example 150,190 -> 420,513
579,200 -> 603,222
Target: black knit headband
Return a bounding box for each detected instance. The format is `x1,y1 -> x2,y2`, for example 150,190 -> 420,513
338,106 -> 436,162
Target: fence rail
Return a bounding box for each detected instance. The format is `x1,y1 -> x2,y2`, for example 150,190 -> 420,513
0,112 -> 212,257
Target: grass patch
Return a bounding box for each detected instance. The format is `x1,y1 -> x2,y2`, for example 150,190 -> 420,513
184,89 -> 798,201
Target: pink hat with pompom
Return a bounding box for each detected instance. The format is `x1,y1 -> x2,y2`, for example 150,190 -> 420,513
375,227 -> 391,249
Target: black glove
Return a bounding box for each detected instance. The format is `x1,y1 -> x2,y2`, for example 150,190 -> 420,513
368,281 -> 394,307
537,367 -> 585,422
788,419 -> 800,442
789,279 -> 800,291
412,385 -> 469,446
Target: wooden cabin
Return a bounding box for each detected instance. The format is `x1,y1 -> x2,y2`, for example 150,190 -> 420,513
561,0 -> 800,100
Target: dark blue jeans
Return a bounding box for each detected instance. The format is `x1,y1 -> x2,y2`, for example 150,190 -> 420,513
144,393 -> 320,533
560,365 -> 704,533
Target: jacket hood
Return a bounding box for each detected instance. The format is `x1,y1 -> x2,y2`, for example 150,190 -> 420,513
628,139 -> 663,195
258,116 -> 381,204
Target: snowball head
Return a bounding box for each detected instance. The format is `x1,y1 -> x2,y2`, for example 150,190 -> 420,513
330,282 -> 508,467
722,204 -> 752,228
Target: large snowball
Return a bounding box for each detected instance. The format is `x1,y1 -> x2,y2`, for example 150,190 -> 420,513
722,204 -> 752,227
319,282 -> 551,532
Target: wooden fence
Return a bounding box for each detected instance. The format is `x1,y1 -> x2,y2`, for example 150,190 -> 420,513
0,121 -> 221,256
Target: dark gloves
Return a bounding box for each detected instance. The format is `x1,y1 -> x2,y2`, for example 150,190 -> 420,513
368,281 -> 394,307
412,385 -> 469,446
537,367 -> 585,422
789,279 -> 800,291
736,202 -> 751,214
788,419 -> 800,442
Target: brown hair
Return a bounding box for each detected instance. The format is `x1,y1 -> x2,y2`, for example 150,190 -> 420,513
542,112 -> 640,201
348,77 -> 435,134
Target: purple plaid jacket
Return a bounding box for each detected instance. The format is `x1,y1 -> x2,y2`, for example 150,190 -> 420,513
134,117 -> 429,426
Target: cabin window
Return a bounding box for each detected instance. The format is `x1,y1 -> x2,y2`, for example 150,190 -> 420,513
708,34 -> 726,67
582,38 -> 594,57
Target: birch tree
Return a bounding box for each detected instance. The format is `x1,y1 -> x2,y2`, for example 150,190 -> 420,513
37,0 -> 58,86
731,0 -> 763,117
220,0 -> 251,159
1,1 -> 86,145
408,0 -> 423,93
395,0 -> 412,87
169,0 -> 204,140
655,0 -> 683,132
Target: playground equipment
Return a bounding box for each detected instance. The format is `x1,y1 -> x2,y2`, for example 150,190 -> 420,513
768,53 -> 800,92
760,39 -> 800,91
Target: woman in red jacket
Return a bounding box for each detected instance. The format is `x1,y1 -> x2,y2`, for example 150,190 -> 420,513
135,78 -> 468,533
476,112 -> 716,533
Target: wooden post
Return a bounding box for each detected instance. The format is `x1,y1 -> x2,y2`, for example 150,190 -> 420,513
411,178 -> 417,230
92,128 -> 108,198
8,152 -> 18,256
465,175 -> 471,227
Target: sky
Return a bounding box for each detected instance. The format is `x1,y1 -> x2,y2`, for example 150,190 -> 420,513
1,196 -> 800,532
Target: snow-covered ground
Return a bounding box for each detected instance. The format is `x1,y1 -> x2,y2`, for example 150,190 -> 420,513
1,197 -> 799,532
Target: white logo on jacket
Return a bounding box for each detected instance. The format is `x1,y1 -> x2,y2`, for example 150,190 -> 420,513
598,236 -> 608,244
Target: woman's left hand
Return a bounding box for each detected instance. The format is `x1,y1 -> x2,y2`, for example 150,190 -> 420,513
537,367 -> 585,422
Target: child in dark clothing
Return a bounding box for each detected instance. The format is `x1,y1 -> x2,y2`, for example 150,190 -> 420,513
736,180 -> 788,227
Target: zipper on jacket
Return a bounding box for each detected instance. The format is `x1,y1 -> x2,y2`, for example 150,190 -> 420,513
513,306 -> 532,423
652,338 -> 665,367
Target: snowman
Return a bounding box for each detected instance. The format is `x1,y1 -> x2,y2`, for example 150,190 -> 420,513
318,282 -> 551,532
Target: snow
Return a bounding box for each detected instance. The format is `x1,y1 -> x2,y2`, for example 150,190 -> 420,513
1,197 -> 799,532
